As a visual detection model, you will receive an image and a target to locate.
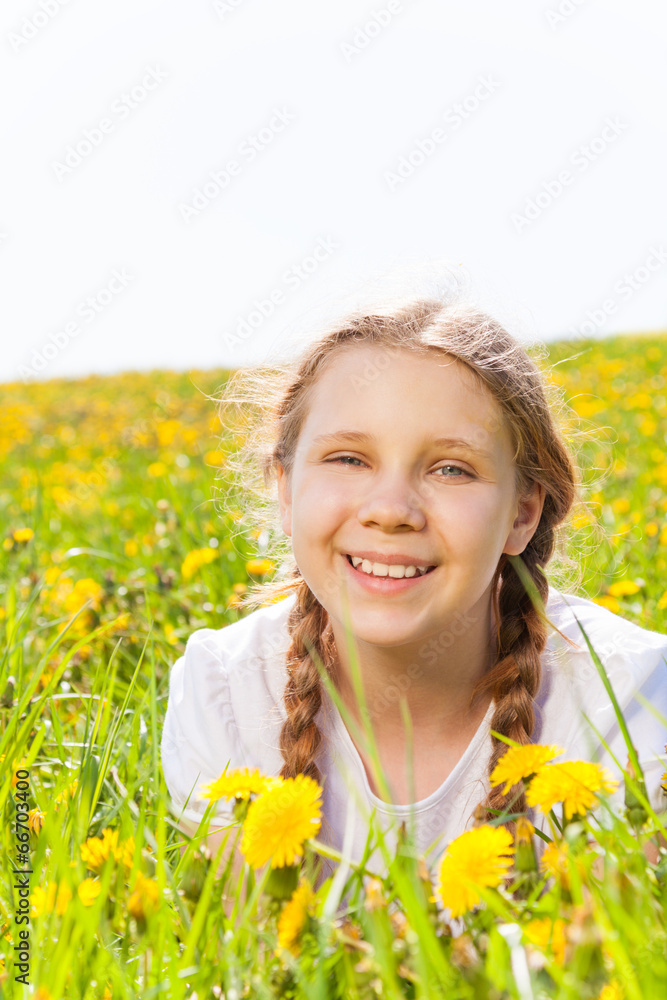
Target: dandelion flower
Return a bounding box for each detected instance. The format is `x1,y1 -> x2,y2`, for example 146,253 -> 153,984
437,825 -> 515,918
245,558 -> 273,576
526,761 -> 619,820
77,879 -> 101,907
128,872 -> 160,921
241,774 -> 322,869
181,547 -> 217,580
490,744 -> 564,794
277,879 -> 316,956
200,767 -> 281,803
31,881 -> 72,918
598,981 -> 624,1000
524,917 -> 566,965
28,808 -> 45,835
540,840 -> 570,885
64,578 -> 104,614
80,828 -> 134,872
607,580 -> 640,597
12,528 -> 34,543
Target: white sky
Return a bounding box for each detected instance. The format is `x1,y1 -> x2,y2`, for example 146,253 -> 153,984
2,0 -> 666,383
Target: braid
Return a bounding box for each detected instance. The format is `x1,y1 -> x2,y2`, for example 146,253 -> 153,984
471,530 -> 553,835
279,575 -> 337,887
279,578 -> 330,782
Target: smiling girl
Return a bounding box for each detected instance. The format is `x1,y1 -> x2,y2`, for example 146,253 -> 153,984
161,296 -> 667,891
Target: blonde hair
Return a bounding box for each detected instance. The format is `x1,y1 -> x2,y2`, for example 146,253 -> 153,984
213,296 -> 604,849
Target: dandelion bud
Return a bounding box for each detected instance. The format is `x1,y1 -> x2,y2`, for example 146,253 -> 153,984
265,863 -> 300,900
624,754 -> 648,832
514,817 -> 537,874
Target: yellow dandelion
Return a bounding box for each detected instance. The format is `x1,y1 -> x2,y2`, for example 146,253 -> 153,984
646,523 -> 659,538
526,761 -> 619,820
277,879 -> 316,956
80,828 -> 134,872
147,461 -> 168,478
593,594 -> 620,613
598,980 -> 624,1000
64,578 -> 104,615
607,580 -> 640,597
12,527 -> 34,543
524,917 -> 566,965
657,591 -> 667,611
241,774 -> 323,869
124,539 -> 139,557
128,872 -> 160,921
28,808 -> 45,835
540,840 -> 570,886
437,824 -> 515,919
490,744 -> 564,795
77,878 -> 101,907
164,623 -> 179,645
245,558 -> 273,576
181,547 -> 217,580
200,767 -> 281,803
612,498 -> 630,514
31,881 -> 72,917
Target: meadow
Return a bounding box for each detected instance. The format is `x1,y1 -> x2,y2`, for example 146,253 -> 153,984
1,331 -> 666,999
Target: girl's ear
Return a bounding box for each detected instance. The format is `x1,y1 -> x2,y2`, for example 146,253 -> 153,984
276,464 -> 293,538
503,481 -> 545,556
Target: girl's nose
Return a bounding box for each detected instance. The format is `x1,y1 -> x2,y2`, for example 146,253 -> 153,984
356,481 -> 427,531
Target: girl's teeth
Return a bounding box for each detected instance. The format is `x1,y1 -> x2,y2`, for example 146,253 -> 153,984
349,556 -> 431,579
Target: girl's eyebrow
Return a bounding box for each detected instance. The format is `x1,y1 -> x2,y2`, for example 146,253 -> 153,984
311,430 -> 492,457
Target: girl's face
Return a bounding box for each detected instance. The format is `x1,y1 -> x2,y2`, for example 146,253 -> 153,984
277,346 -> 544,650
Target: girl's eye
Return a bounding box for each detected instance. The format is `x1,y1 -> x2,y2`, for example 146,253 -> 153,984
327,455 -> 365,467
434,465 -> 471,479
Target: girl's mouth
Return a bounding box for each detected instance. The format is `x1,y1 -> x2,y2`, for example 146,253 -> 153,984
343,553 -> 436,592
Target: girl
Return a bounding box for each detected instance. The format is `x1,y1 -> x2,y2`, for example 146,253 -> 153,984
161,296 -> 667,894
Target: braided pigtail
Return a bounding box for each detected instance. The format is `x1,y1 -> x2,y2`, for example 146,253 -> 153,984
279,575 -> 337,885
470,499 -> 561,834
279,578 -> 331,782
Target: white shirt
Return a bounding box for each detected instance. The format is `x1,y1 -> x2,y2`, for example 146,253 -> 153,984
161,587 -> 667,880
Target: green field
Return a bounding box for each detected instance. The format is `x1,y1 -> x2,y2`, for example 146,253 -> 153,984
1,332 -> 666,999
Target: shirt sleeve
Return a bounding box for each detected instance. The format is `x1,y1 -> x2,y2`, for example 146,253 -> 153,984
160,628 -> 248,830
